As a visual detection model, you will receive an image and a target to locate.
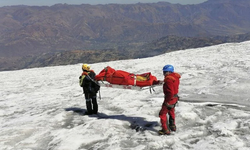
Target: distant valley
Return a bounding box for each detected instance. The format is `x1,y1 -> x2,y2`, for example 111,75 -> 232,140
0,0 -> 250,71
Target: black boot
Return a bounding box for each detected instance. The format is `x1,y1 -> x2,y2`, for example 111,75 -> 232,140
169,116 -> 176,131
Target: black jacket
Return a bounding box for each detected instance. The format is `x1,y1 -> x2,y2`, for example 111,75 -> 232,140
79,70 -> 99,94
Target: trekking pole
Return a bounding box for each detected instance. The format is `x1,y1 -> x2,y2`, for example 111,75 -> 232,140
98,89 -> 101,100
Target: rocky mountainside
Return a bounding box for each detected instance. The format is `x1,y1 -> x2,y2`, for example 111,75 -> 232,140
0,0 -> 250,70
1,33 -> 249,71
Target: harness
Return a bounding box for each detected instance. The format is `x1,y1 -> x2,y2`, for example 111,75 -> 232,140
164,94 -> 179,109
173,94 -> 179,98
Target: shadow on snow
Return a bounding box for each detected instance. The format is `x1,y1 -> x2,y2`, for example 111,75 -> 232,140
64,107 -> 159,132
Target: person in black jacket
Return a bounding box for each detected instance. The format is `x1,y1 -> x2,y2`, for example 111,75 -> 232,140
79,64 -> 100,115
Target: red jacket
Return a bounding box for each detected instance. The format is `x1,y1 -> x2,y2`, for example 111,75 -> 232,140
163,72 -> 181,105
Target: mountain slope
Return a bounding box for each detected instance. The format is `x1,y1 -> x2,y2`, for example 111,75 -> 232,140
1,0 -> 250,58
1,33 -> 250,71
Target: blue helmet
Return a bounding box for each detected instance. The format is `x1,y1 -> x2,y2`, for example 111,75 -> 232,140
163,64 -> 174,72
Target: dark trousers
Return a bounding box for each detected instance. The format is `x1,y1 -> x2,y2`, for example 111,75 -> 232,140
84,92 -> 98,114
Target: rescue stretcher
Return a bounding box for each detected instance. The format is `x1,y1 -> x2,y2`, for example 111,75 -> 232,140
95,66 -> 162,92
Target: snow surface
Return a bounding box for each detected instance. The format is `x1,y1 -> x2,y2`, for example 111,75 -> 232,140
0,41 -> 250,150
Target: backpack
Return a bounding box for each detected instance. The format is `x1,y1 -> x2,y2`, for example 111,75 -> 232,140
79,70 -> 100,93
92,80 -> 100,93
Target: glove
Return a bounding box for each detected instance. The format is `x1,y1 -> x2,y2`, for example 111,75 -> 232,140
158,80 -> 164,84
153,80 -> 164,85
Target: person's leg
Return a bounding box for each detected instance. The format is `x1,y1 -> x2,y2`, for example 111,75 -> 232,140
84,93 -> 93,115
168,108 -> 176,131
159,105 -> 170,135
91,93 -> 98,114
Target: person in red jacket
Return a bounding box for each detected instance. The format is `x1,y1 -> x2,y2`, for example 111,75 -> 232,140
158,64 -> 181,135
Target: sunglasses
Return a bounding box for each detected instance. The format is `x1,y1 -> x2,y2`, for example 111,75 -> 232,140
163,71 -> 171,75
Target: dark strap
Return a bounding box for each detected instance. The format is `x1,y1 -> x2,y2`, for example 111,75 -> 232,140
86,74 -> 99,86
164,103 -> 175,108
173,94 -> 178,98
164,94 -> 179,99
164,94 -> 179,108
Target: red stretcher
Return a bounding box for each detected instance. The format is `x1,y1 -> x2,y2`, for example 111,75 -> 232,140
95,66 -> 161,91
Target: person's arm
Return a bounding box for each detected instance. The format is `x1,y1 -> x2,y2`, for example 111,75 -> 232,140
153,80 -> 164,85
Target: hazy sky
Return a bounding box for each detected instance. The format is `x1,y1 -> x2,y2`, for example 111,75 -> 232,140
0,0 -> 208,7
